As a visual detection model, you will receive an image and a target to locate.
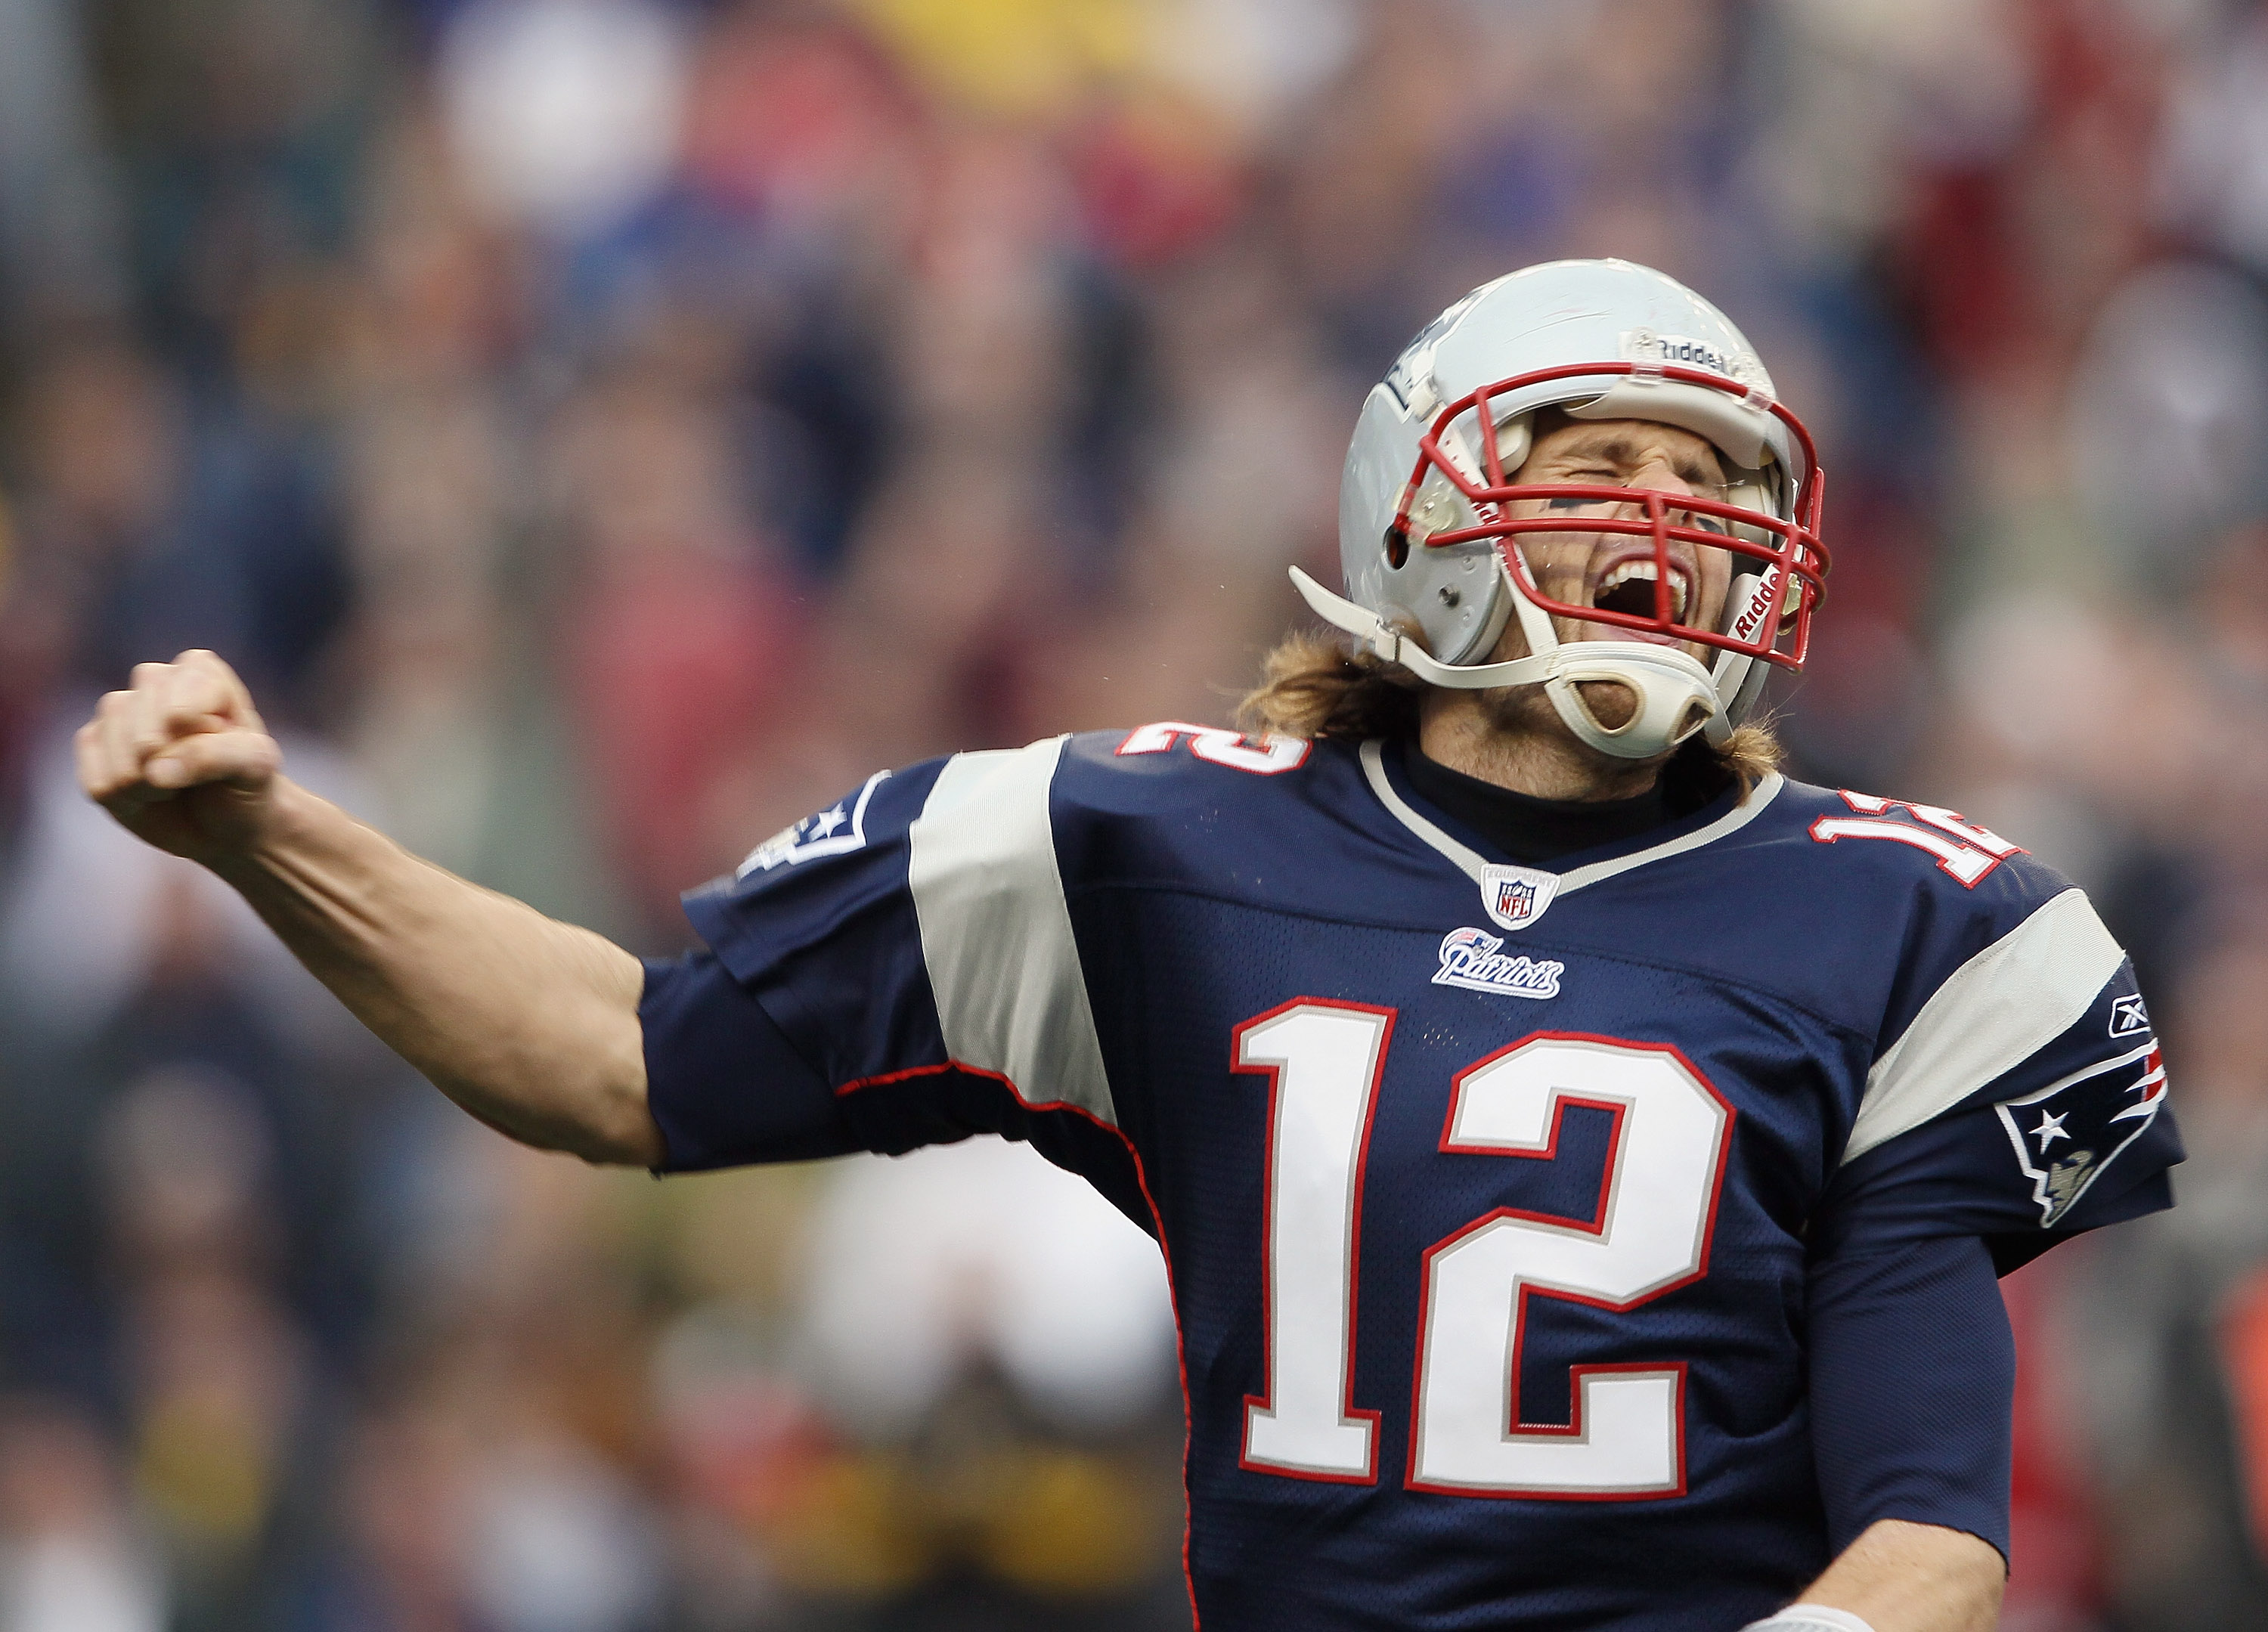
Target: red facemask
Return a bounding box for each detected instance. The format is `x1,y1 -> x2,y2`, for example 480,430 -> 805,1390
1386,361 -> 1830,672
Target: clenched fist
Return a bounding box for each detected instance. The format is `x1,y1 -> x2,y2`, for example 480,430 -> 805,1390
73,648 -> 658,1166
76,649 -> 285,866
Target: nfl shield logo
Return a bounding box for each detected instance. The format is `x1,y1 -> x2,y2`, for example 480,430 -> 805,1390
1479,864 -> 1560,932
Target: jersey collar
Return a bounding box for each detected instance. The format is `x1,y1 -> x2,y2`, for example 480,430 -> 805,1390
1359,738 -> 1783,899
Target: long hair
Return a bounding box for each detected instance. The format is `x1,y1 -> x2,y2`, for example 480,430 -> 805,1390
1236,628 -> 1783,801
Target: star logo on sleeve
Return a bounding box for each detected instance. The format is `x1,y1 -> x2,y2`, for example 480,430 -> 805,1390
1995,1042 -> 2169,1226
736,776 -> 889,876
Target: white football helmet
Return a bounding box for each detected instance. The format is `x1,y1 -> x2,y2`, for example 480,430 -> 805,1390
1294,259 -> 1829,759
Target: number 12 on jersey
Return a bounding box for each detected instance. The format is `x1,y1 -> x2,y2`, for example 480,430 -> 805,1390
1232,1001 -> 1733,1499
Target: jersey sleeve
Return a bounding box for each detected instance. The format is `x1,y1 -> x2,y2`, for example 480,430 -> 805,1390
1806,1233 -> 2015,1559
1815,878 -> 2183,1273
655,737 -> 1151,1228
640,949 -> 851,1168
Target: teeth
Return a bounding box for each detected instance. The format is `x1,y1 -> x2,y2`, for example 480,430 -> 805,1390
1595,559 -> 1689,619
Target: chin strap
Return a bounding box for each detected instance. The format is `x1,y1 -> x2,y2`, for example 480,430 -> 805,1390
1703,564 -> 1785,745
1290,567 -> 1554,689
1287,565 -> 1721,760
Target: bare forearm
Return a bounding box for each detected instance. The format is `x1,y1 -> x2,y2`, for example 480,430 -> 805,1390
77,651 -> 662,1164
1795,1519 -> 2003,1632
214,777 -> 661,1164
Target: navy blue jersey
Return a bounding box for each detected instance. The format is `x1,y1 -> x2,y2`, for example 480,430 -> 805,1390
662,726 -> 2181,1630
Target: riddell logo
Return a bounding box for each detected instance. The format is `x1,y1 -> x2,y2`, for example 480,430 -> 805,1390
1619,327 -> 1768,389
1433,928 -> 1563,1000
1730,568 -> 1783,642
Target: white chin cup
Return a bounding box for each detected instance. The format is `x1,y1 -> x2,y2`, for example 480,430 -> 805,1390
1541,641 -> 1718,760
1498,545 -> 1719,760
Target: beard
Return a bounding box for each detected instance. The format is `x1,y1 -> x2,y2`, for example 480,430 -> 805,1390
1574,678 -> 1641,729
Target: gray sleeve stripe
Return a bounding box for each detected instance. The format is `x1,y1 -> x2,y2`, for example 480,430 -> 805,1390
906,737 -> 1117,1129
1842,887 -> 2124,1165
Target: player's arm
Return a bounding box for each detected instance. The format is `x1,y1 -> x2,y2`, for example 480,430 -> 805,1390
1748,1518 -> 2003,1632
76,650 -> 665,1167
1761,1230 -> 2013,1632
1758,866 -> 2184,1632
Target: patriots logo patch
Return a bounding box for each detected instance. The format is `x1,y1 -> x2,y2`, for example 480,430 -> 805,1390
737,770 -> 891,876
1994,1042 -> 2167,1227
1432,928 -> 1563,1000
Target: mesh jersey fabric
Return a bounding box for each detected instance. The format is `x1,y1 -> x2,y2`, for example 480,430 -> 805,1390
646,728 -> 2181,1630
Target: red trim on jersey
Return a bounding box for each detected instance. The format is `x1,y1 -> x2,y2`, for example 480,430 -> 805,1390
1095,1104 -> 1201,1628
834,1060 -> 1012,1097
829,1055 -> 1204,1628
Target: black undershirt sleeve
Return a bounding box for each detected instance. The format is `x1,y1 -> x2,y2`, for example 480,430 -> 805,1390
1806,1232 -> 2015,1562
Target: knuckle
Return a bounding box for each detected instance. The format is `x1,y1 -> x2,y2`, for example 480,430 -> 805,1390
161,682 -> 209,720
98,690 -> 131,716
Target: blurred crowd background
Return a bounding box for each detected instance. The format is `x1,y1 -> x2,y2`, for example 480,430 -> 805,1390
5,0 -> 2268,1627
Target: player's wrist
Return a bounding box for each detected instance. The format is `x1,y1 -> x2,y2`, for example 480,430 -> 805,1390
1740,1606 -> 1877,1632
203,774 -> 324,883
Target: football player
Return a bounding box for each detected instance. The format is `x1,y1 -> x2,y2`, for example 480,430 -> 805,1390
82,260 -> 2180,1631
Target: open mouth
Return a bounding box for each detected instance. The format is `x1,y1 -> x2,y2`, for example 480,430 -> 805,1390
1589,558 -> 1690,623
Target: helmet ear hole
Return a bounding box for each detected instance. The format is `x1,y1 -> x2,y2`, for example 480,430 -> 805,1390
1383,525 -> 1410,570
